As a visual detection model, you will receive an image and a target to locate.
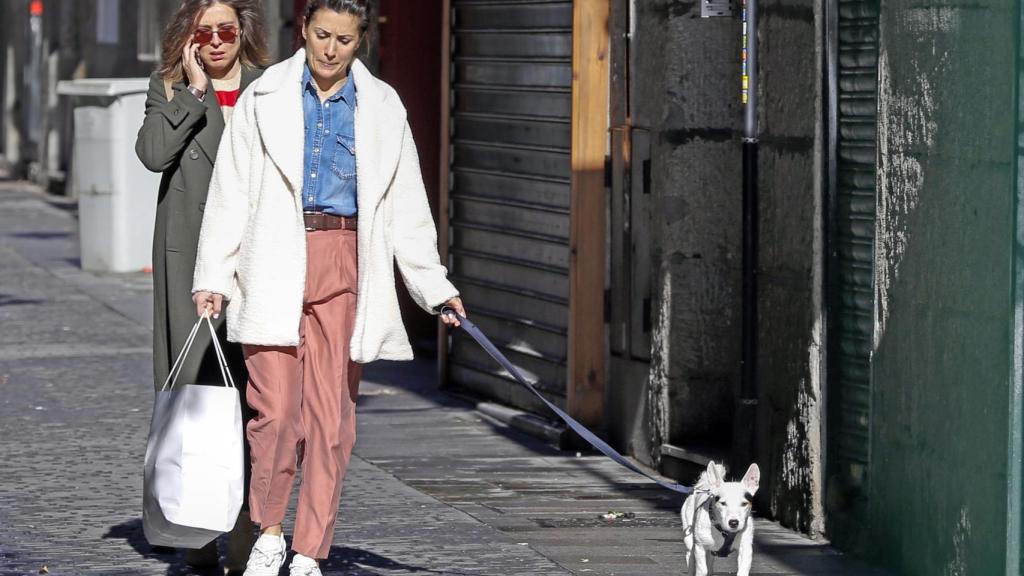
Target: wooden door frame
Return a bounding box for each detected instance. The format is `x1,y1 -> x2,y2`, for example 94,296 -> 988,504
437,0 -> 452,386
568,0 -> 610,427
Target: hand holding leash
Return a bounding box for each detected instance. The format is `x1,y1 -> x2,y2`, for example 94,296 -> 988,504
440,298 -> 466,327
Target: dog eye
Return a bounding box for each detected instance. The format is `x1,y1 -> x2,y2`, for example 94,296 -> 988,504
742,501 -> 750,507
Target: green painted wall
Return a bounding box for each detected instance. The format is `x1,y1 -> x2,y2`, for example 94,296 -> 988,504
865,0 -> 1020,574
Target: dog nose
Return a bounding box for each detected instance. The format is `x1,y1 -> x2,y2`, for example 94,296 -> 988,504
729,519 -> 739,529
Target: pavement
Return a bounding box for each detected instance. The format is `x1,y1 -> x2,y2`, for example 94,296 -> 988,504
0,180 -> 889,575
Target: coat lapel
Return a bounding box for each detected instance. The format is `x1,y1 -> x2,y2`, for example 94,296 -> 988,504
250,51 -> 408,204
165,79 -> 220,164
239,65 -> 260,94
254,52 -> 306,193
193,87 -> 226,164
351,59 -> 406,213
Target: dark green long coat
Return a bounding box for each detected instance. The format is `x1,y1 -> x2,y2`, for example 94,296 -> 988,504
136,67 -> 262,391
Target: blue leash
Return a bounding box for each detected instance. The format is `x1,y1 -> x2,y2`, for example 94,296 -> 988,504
443,309 -> 693,495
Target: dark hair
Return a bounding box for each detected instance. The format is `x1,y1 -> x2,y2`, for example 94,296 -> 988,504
158,0 -> 269,81
303,0 -> 372,36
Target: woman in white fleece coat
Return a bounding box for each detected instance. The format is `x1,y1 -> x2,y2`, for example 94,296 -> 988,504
191,40 -> 462,362
190,2 -> 465,573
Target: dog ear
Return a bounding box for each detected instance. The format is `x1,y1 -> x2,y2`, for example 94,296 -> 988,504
742,463 -> 761,495
706,460 -> 724,489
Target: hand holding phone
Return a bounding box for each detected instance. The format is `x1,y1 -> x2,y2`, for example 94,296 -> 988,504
181,40 -> 208,93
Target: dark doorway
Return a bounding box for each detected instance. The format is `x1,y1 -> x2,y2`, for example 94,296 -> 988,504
377,0 -> 445,350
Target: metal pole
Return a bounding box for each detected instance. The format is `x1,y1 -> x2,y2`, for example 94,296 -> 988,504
737,0 -> 759,468
743,0 -> 757,140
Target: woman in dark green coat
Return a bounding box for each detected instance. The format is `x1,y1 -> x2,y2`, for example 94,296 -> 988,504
135,0 -> 268,571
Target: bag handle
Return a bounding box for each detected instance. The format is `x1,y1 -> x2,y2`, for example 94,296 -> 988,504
205,312 -> 237,390
160,310 -> 237,392
161,313 -> 203,392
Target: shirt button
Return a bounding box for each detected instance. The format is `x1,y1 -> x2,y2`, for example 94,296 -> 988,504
311,173 -> 317,178
325,103 -> 330,108
317,122 -> 322,128
314,148 -> 319,153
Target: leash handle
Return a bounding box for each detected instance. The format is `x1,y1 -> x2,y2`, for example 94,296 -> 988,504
442,307 -> 692,495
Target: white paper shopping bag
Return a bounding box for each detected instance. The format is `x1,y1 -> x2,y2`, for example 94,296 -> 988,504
143,313 -> 243,549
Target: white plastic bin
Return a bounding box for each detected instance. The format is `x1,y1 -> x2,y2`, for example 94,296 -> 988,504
57,78 -> 159,273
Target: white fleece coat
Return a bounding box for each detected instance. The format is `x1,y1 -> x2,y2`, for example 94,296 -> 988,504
193,50 -> 458,362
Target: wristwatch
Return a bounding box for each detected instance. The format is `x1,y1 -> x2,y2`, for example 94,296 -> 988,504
186,84 -> 206,102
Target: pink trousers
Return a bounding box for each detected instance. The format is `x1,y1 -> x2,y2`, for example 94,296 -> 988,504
243,228 -> 361,559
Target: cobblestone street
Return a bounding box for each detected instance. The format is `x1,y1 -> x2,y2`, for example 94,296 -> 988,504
0,182 -> 887,575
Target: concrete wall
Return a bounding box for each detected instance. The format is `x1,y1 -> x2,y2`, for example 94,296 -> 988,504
756,0 -> 826,535
624,0 -> 825,535
633,0 -> 744,466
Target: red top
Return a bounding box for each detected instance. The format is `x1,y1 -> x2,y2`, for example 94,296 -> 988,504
216,89 -> 240,108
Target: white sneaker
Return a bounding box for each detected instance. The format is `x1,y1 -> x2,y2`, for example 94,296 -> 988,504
243,533 -> 286,576
289,553 -> 322,576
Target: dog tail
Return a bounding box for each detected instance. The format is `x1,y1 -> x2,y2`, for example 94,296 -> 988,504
695,463 -> 727,491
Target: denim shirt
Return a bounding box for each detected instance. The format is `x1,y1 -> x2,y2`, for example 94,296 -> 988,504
302,64 -> 357,216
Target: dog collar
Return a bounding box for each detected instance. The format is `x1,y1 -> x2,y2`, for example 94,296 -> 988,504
710,523 -> 738,557
701,498 -> 739,558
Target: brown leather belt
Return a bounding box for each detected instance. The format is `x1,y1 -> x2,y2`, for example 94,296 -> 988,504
303,212 -> 358,231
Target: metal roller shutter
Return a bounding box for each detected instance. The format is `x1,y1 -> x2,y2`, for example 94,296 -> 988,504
827,0 -> 879,533
446,0 -> 573,411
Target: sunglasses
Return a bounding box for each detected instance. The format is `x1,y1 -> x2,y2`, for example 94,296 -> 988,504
193,25 -> 238,46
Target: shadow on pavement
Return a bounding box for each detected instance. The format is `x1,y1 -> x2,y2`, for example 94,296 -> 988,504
104,519 -> 228,576
104,519 -> 480,576
10,231 -> 71,240
360,359 -> 561,458
361,358 -> 689,511
320,545 -> 469,575
0,294 -> 45,306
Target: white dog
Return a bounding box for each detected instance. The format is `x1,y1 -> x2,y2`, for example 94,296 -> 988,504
681,461 -> 760,576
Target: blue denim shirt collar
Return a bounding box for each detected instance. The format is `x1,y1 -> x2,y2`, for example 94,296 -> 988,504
302,62 -> 356,110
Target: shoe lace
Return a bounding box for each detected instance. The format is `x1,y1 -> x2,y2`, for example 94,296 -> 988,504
249,543 -> 281,568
